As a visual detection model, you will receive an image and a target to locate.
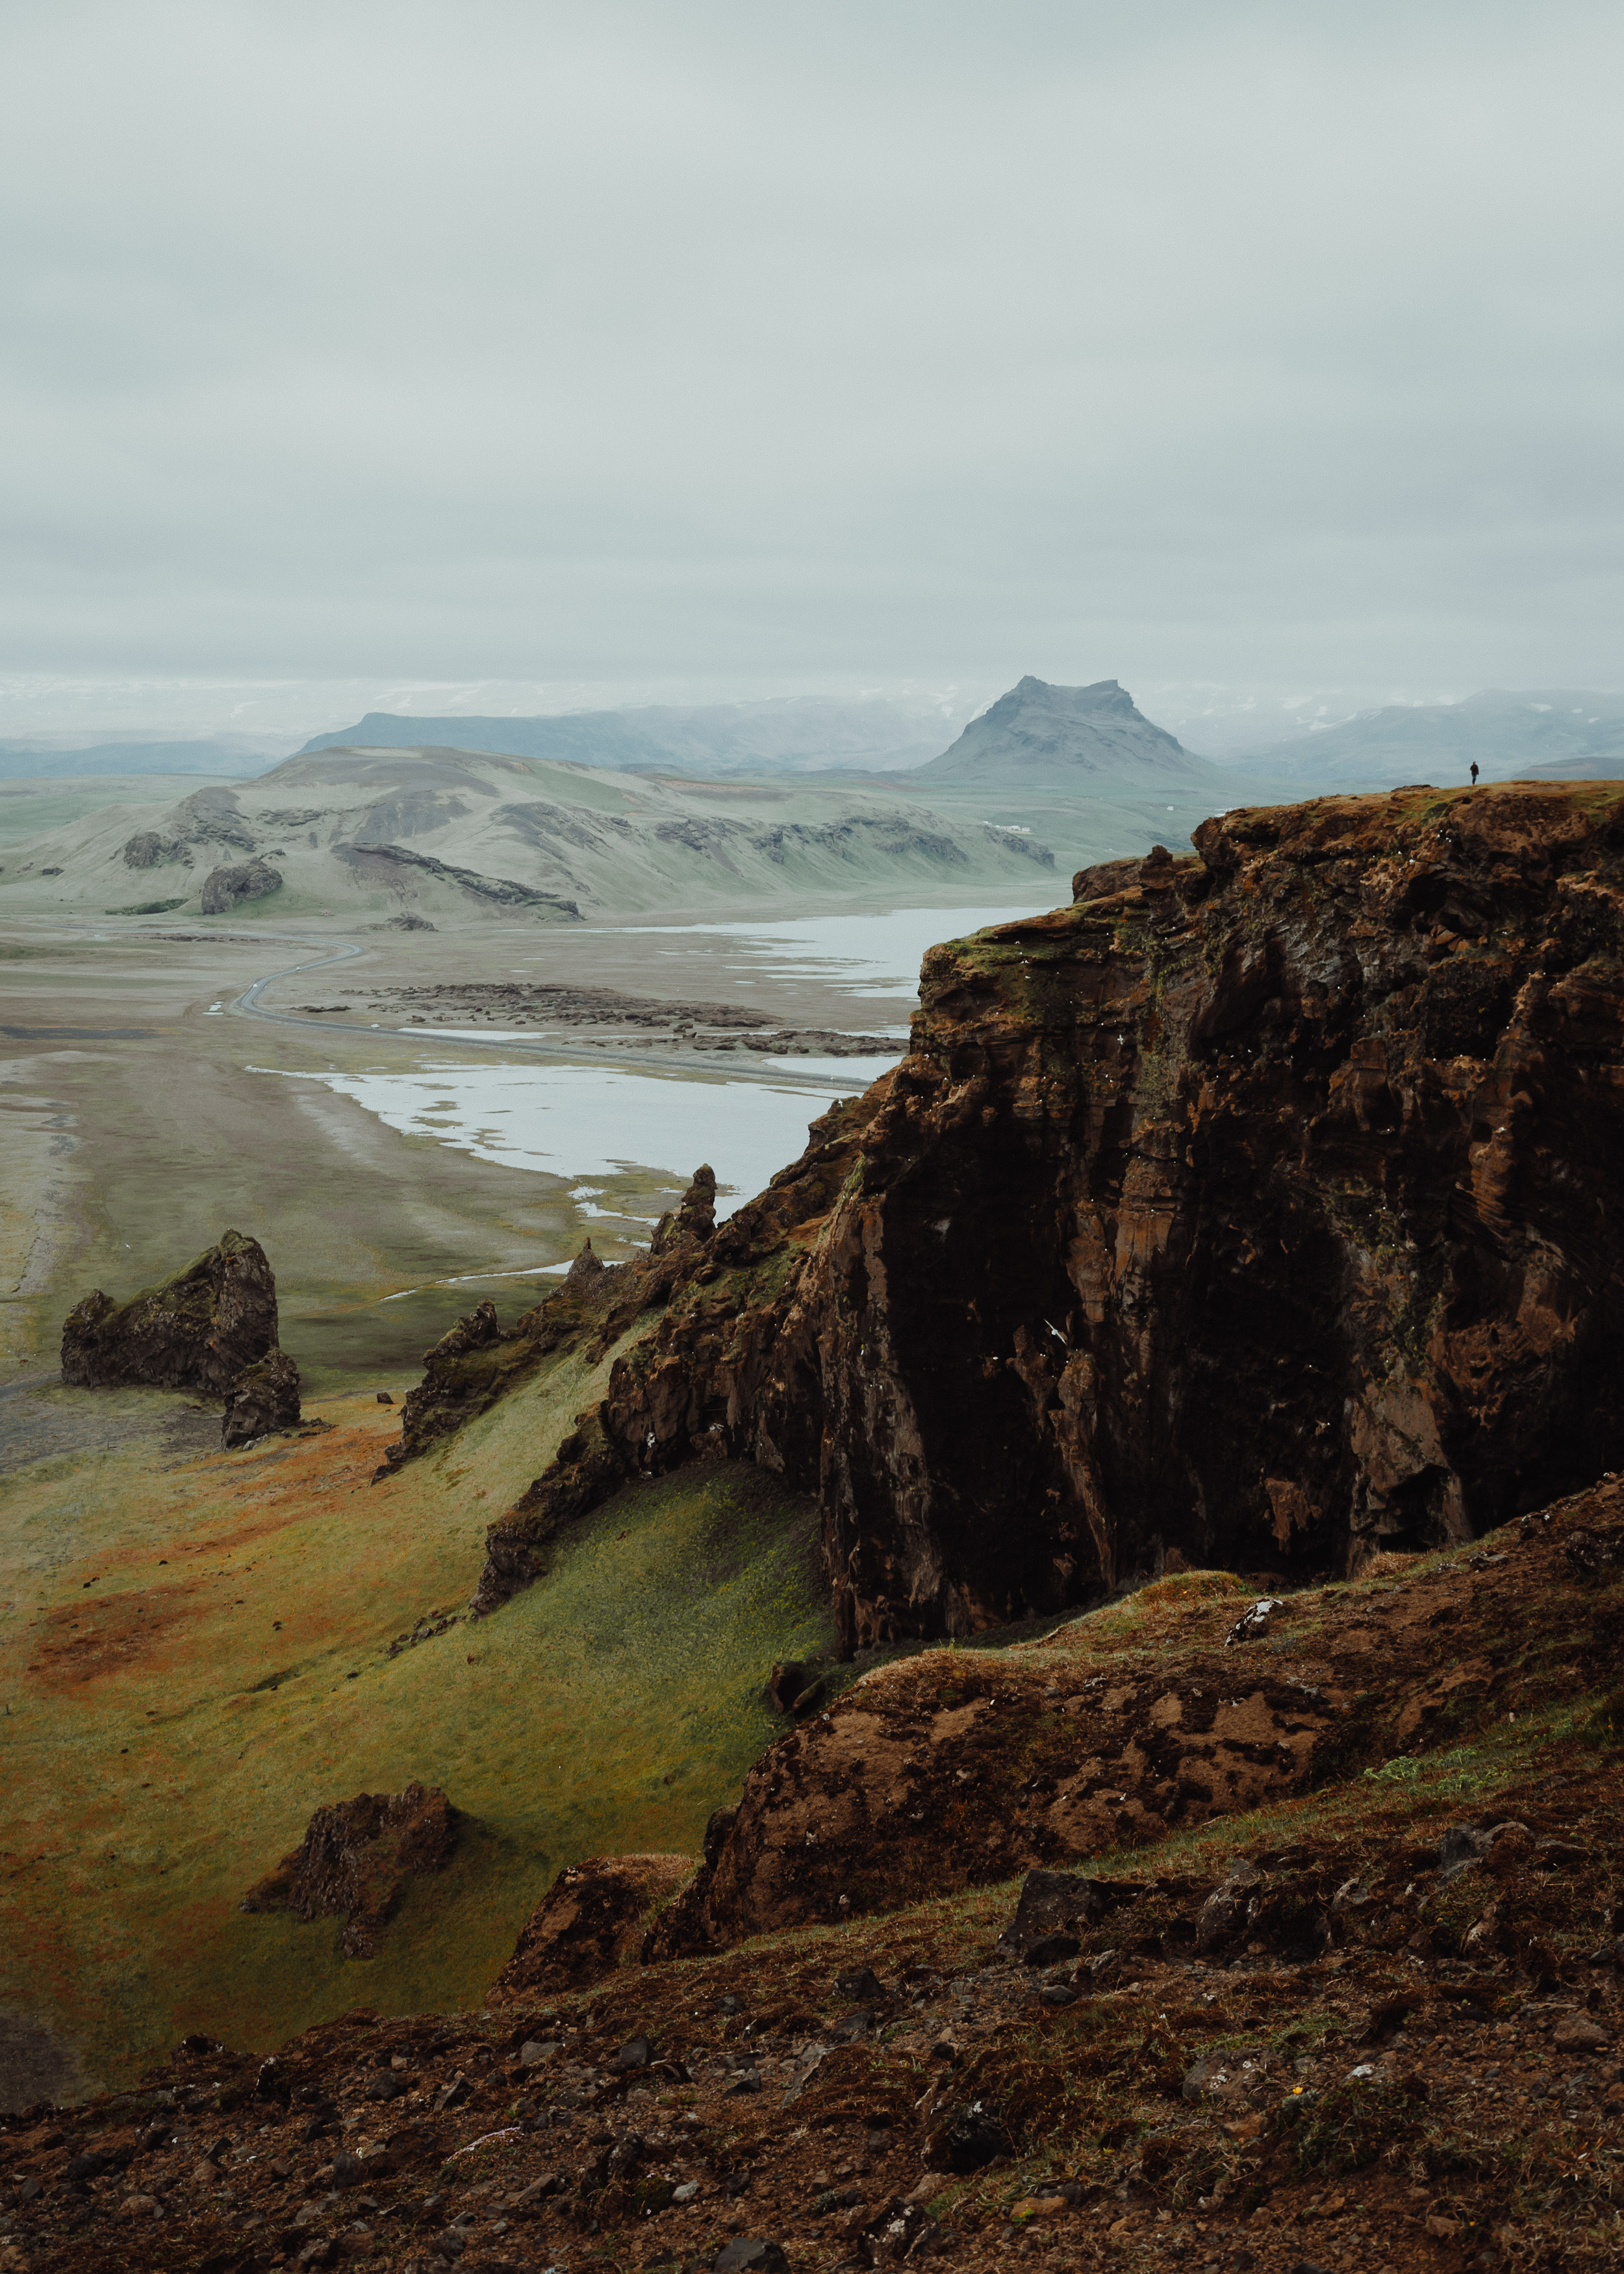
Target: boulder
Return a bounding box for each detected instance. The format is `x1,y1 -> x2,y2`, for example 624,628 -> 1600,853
222,1349 -> 303,1446
996,1868 -> 1125,1959
1195,1858 -> 1265,1954
1553,2012 -> 1611,2051
922,2097 -> 1011,2174
490,1853 -> 694,2000
200,858 -> 282,913
240,1781 -> 457,1959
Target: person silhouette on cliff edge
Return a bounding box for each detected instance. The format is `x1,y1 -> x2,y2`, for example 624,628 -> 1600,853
1470,761 -> 1480,786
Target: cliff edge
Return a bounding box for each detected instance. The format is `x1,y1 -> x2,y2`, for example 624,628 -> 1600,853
466,782 -> 1624,1650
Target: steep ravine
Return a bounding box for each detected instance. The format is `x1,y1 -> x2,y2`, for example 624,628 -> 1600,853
461,782 -> 1624,1654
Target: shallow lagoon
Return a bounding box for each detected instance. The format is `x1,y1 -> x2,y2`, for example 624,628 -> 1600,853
264,903 -> 1034,1241
608,900 -> 1037,1005
270,1053 -> 895,1229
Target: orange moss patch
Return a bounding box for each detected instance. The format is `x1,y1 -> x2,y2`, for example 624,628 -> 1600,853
25,1587 -> 199,1687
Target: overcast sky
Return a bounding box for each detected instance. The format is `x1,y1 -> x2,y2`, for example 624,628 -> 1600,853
4,0 -> 1623,740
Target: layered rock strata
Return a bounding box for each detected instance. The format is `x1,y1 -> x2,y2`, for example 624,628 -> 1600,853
470,784 -> 1624,1648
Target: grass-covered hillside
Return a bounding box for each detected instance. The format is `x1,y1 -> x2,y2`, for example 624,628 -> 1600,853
0,1334 -> 838,2103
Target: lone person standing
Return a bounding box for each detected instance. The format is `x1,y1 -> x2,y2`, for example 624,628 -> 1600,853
1470,761 -> 1480,786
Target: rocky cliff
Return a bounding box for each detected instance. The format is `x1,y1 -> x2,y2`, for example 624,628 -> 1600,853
469,784 -> 1624,1650
239,1782 -> 457,1960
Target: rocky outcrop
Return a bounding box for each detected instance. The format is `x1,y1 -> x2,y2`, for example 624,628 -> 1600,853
62,1230 -> 281,1397
380,1299 -> 529,1473
332,840 -> 582,919
489,1854 -> 694,2002
199,857 -> 283,913
61,1229 -> 300,1444
378,1171 -> 722,1494
470,783 -> 1624,1648
240,1782 -> 457,1959
221,1349 -> 303,1446
464,1138 -> 870,1615
120,830 -> 191,869
648,1489 -> 1623,1954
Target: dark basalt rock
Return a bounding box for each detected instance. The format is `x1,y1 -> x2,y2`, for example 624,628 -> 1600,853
379,1171 -> 722,1499
120,830 -> 192,869
62,1229 -> 282,1398
468,783 -> 1624,1648
650,1164 -> 716,1255
240,1781 -> 457,1959
923,2097 -> 1011,2173
199,856 -> 283,913
63,1229 -> 301,1444
222,1349 -> 303,1446
998,1868 -> 1131,1958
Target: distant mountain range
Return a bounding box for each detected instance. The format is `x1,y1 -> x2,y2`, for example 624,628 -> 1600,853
0,734 -> 285,782
1221,689 -> 1624,789
297,696 -> 971,777
6,680 -> 1624,800
0,741 -> 1056,926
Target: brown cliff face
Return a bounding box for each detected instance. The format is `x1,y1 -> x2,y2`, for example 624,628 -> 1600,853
489,1853 -> 694,2002
475,784 -> 1624,1651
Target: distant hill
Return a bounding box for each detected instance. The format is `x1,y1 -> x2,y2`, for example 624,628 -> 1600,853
0,735 -> 288,782
298,696 -> 971,777
1226,689 -> 1624,793
911,676 -> 1229,794
0,741 -> 1057,925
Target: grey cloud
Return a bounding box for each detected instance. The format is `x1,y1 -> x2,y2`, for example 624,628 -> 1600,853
3,0 -> 1621,711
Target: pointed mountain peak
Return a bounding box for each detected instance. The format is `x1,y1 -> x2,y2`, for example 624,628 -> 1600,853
915,675 -> 1211,789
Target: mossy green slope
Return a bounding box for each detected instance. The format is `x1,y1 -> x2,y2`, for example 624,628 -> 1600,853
0,1338 -> 833,2102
